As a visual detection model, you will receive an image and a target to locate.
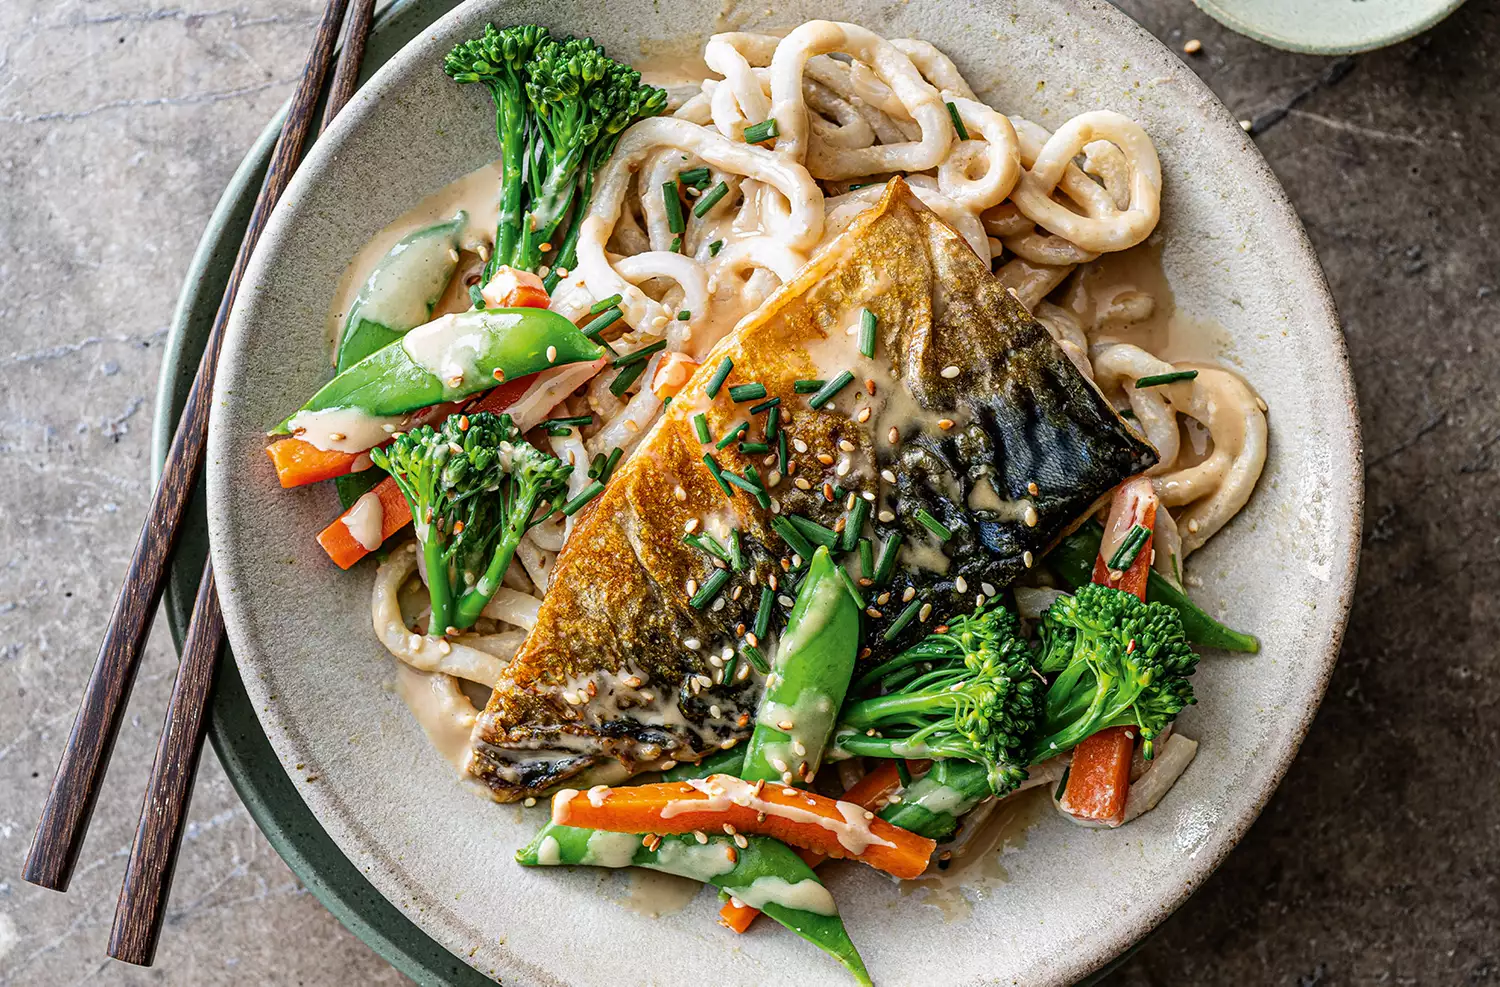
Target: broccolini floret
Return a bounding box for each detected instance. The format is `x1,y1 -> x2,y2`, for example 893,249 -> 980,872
1029,582 -> 1199,762
370,412 -> 571,635
835,604 -> 1040,797
445,25 -> 667,283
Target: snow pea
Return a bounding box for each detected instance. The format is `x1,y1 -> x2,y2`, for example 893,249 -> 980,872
517,828 -> 870,985
740,545 -> 861,785
662,747 -> 744,782
334,214 -> 467,506
271,307 -> 603,435
877,758 -> 991,841
1047,520 -> 1260,653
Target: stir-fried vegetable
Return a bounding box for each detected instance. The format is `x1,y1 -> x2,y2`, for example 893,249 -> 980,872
877,757 -> 991,841
740,546 -> 861,785
371,411 -> 571,633
834,604 -> 1040,797
551,774 -> 935,880
444,25 -> 667,284
271,308 -> 601,438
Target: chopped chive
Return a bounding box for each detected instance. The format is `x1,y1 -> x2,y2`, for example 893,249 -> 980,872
468,283 -> 486,308
678,166 -> 711,189
858,309 -> 877,358
690,568 -> 731,609
581,306 -> 623,339
611,338 -> 667,367
703,453 -> 736,498
716,421 -> 749,450
883,597 -> 923,641
677,310 -> 691,321
609,360 -> 648,397
729,382 -> 767,403
743,644 -> 770,674
914,508 -> 953,542
600,447 -> 623,482
720,651 -> 737,684
807,370 -> 855,409
772,515 -> 815,559
842,497 -> 869,552
669,234 -> 682,253
743,464 -> 771,508
873,532 -> 903,585
743,118 -> 779,144
662,180 -> 685,234
1106,523 -> 1153,571
588,451 -> 606,478
946,101 -> 970,141
706,356 -> 734,398
692,412 -> 712,444
765,405 -> 781,441
709,239 -> 724,256
793,379 -> 825,394
728,528 -> 744,571
541,414 -> 593,429
588,293 -> 623,314
1135,370 -> 1199,388
544,424 -> 574,436
560,480 -> 606,516
748,396 -> 781,415
721,469 -> 763,499
786,513 -> 839,548
740,441 -> 770,454
858,537 -> 874,579
754,585 -> 774,639
777,429 -> 788,470
692,180 -> 730,217
685,532 -> 730,562
835,564 -> 866,608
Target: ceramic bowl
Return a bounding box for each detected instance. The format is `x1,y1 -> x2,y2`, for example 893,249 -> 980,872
206,1 -> 1362,983
1193,0 -> 1468,54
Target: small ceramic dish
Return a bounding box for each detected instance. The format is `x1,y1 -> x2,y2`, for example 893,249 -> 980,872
205,0 -> 1362,983
1193,0 -> 1468,54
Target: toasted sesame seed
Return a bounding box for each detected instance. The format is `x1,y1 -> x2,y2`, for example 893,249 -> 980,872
736,662 -> 751,681
836,458 -> 851,476
823,483 -> 834,501
793,438 -> 809,453
1027,481 -> 1040,495
772,757 -> 789,772
794,476 -> 813,490
778,594 -> 795,607
866,607 -> 883,618
982,582 -> 997,597
956,576 -> 968,593
1023,550 -> 1035,568
1024,504 -> 1039,527
492,368 -> 506,381
880,469 -> 897,483
877,591 -> 890,605
940,365 -> 960,379
939,418 -> 956,430
919,603 -> 932,622
437,639 -> 452,655
857,407 -> 872,423
328,431 -> 346,442
878,509 -> 895,523
1183,38 -> 1202,53
839,439 -> 855,452
734,833 -> 748,849
777,719 -> 795,731
625,675 -> 643,688
865,378 -> 877,394
887,426 -> 900,444
686,578 -> 698,595
694,830 -> 708,844
684,637 -> 701,651
792,740 -> 806,756
1240,118 -> 1253,131
816,452 -> 834,466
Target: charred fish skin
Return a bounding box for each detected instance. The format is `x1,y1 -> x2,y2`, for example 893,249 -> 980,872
470,179 -> 1153,801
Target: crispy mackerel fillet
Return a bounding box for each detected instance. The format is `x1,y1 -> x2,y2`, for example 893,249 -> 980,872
470,178 -> 1155,800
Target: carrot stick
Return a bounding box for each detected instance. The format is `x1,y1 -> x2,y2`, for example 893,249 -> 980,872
552,774 -> 935,881
316,477 -> 411,569
1063,477 -> 1158,825
266,437 -> 363,488
481,266 -> 550,309
719,761 -> 908,933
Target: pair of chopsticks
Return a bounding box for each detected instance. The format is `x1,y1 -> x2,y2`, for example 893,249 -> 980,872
23,0 -> 378,967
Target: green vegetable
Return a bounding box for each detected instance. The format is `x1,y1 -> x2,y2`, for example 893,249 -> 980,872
517,827 -> 870,985
836,603 -> 1039,796
1030,582 -> 1198,762
877,757 -> 991,841
370,412 -> 571,634
444,25 -> 667,285
741,546 -> 860,784
1048,520 -> 1259,652
662,747 -> 745,781
273,308 -> 602,433
333,214 -> 468,507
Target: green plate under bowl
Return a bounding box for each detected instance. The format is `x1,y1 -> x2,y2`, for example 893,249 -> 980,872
1192,0 -> 1468,54
150,1 -> 490,983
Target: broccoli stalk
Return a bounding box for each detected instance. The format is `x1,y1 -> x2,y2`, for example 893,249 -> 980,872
370,412 -> 571,635
1029,582 -> 1199,763
444,26 -> 667,283
835,605 -> 1040,797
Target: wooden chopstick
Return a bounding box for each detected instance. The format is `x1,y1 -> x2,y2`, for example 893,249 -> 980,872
102,1 -> 381,966
23,0 -> 355,896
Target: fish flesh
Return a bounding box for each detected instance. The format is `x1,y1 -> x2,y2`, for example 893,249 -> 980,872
469,178 -> 1155,801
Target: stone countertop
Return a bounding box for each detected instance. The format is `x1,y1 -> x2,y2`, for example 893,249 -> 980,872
1,1 -> 1494,984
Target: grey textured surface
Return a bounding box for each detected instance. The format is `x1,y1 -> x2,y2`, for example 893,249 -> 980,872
0,3 -> 1492,987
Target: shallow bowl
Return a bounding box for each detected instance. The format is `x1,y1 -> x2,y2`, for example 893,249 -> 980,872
206,1 -> 1362,983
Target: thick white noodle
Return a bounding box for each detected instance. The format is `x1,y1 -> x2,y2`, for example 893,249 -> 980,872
479,587 -> 544,630
371,542 -> 510,686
